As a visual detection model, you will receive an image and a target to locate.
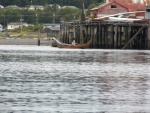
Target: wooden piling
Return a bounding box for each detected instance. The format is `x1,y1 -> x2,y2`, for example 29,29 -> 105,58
122,25 -> 146,49
60,21 -> 149,49
38,30 -> 40,46
110,24 -> 114,48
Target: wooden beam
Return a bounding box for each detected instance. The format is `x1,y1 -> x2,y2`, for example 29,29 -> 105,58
122,25 -> 146,49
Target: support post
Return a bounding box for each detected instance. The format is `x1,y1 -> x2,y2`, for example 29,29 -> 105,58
110,24 -> 114,48
147,24 -> 150,49
38,30 -> 40,46
122,25 -> 146,49
99,22 -> 102,48
114,25 -> 118,49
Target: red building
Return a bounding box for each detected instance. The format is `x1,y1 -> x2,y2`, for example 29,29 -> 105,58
107,0 -> 150,6
91,1 -> 146,18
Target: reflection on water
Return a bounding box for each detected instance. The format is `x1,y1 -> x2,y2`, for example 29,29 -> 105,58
0,45 -> 150,113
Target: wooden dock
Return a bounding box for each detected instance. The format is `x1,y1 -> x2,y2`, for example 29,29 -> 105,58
60,21 -> 150,49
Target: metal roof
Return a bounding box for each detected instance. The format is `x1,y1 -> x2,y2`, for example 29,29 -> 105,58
91,1 -> 145,12
108,0 -> 150,5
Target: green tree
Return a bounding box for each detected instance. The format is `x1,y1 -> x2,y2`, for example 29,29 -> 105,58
1,0 -> 105,8
57,7 -> 80,21
86,2 -> 103,16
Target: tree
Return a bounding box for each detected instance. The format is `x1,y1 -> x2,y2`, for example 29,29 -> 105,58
86,2 -> 103,16
57,7 -> 80,21
1,0 -> 104,8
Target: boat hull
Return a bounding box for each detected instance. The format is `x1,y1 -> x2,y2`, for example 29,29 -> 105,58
52,37 -> 92,49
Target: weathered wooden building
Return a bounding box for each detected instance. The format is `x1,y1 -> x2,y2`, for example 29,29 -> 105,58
91,1 -> 145,18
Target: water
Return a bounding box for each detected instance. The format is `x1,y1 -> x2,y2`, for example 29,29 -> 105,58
0,45 -> 150,113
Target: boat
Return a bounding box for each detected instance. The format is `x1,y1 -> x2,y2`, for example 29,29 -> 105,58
92,11 -> 146,22
52,37 -> 92,49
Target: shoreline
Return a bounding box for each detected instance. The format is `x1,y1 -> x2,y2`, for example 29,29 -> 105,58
0,38 -> 51,46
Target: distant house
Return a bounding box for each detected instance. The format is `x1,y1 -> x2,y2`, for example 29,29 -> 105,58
49,4 -> 61,9
62,6 -> 78,9
91,1 -> 145,18
0,5 -> 4,9
5,5 -> 21,9
43,23 -> 60,37
7,22 -> 29,30
43,24 -> 59,29
28,5 -> 44,10
0,24 -> 4,32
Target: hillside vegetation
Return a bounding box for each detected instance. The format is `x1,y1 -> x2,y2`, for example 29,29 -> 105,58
0,0 -> 104,38
1,0 -> 104,8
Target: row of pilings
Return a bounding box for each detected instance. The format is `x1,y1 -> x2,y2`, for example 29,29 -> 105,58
59,21 -> 150,49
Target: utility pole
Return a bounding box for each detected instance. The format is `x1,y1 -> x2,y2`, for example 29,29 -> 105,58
73,15 -> 76,39
53,10 -> 55,23
36,13 -> 38,25
52,3 -> 56,24
2,15 -> 5,29
20,15 -> 24,34
81,0 -> 85,21
36,13 -> 40,46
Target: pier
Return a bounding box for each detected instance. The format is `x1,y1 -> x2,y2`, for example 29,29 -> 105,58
60,21 -> 150,49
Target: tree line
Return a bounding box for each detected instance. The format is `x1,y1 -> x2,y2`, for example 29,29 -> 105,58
0,0 -> 104,28
0,7 -> 81,26
0,0 -> 104,8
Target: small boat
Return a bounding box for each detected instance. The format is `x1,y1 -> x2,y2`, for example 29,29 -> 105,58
52,37 -> 92,49
92,11 -> 146,23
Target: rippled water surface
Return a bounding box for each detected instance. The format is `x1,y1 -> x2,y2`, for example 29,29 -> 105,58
0,45 -> 150,113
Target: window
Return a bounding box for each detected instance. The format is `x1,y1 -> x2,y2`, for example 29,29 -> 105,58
111,5 -> 117,8
146,9 -> 150,12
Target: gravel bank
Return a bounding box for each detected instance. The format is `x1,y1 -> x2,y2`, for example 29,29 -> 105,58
0,38 -> 51,46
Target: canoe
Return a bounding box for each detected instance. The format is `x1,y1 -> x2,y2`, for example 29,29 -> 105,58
52,37 -> 92,49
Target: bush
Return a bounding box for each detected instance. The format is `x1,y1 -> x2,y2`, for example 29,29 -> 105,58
8,24 -> 44,33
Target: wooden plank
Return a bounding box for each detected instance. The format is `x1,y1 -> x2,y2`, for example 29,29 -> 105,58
128,25 -> 132,49
124,26 -> 128,46
99,22 -> 102,48
144,28 -> 148,49
105,25 -> 108,48
114,25 -> 118,49
110,24 -> 114,48
122,25 -> 146,49
38,30 -> 40,46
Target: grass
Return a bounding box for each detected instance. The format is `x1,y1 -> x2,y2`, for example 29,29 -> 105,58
0,31 -> 48,39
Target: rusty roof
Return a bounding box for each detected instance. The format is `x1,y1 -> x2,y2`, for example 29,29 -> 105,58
91,1 -> 146,12
116,2 -> 145,11
108,0 -> 132,3
108,0 -> 150,5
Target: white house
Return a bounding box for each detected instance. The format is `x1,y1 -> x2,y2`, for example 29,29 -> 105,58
43,23 -> 60,29
0,5 -> 4,9
0,24 -> 4,32
49,4 -> 61,9
28,5 -> 44,10
7,22 -> 29,30
5,5 -> 21,9
62,6 -> 78,9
